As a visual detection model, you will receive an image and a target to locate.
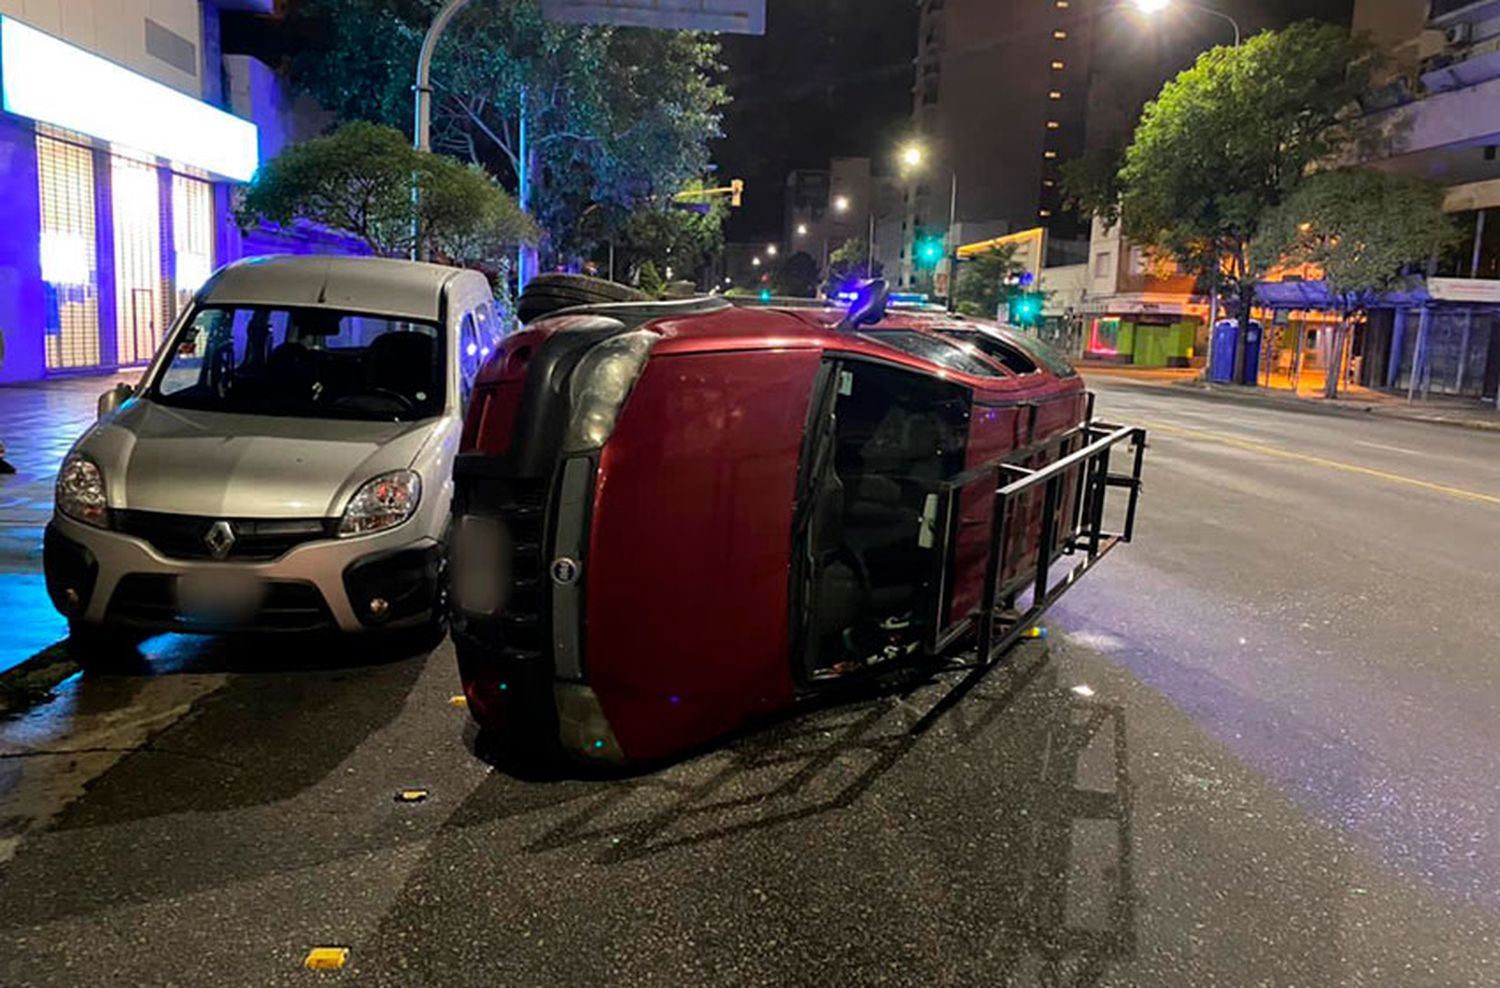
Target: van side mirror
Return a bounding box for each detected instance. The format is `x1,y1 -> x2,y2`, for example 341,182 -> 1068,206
98,382 -> 134,419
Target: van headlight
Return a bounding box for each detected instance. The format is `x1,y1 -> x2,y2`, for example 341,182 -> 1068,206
339,470 -> 421,537
56,453 -> 109,528
562,331 -> 655,453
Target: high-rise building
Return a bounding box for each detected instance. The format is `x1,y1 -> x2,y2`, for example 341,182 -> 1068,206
902,0 -> 1096,288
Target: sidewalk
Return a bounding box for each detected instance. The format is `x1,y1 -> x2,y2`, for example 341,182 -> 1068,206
1080,362 -> 1500,433
0,375 -> 112,674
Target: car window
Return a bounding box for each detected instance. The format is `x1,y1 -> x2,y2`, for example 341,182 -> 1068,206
937,328 -> 1039,375
859,329 -> 1008,378
459,311 -> 482,403
152,305 -> 445,422
998,329 -> 1079,378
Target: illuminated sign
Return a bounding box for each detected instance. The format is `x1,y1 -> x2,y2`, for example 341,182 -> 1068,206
957,226 -> 1048,280
542,0 -> 766,34
0,16 -> 258,181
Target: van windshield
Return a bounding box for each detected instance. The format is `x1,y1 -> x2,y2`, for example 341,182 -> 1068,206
151,306 -> 445,421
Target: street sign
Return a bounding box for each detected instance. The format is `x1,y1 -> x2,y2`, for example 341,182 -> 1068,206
542,0 -> 766,34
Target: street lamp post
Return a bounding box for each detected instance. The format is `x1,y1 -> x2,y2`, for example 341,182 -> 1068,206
1130,0 -> 1241,46
413,0 -> 474,261
900,143 -> 958,299
1129,0 -> 1241,373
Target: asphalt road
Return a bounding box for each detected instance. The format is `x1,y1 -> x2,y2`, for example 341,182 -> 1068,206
3,377 -> 1500,986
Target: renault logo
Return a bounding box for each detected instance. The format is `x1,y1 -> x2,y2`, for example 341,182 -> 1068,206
204,521 -> 237,560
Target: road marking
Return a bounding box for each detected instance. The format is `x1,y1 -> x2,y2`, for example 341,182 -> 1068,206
1355,440 -> 1425,457
1143,420 -> 1500,507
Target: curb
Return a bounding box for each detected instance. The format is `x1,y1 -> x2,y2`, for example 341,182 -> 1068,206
1090,371 -> 1500,434
0,644 -> 78,716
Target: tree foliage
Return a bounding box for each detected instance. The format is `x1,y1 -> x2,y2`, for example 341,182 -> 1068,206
288,0 -> 727,264
1254,170 -> 1457,311
774,251 -> 822,298
1254,169 -> 1459,395
827,238 -> 881,282
1059,147 -> 1124,226
601,189 -> 727,288
1121,22 -> 1374,308
236,121 -> 536,266
954,244 -> 1026,319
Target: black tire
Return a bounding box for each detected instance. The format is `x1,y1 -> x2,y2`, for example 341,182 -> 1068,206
517,274 -> 650,324
66,623 -> 147,672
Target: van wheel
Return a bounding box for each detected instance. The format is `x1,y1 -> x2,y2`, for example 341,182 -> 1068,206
517,274 -> 650,324
67,623 -> 147,672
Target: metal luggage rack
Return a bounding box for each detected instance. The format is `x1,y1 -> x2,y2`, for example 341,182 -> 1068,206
932,417 -> 1148,668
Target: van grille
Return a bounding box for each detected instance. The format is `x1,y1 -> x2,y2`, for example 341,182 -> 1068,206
114,511 -> 336,562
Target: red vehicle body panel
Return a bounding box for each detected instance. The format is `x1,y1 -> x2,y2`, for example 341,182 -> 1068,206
456,301 -> 1092,764
585,348 -> 821,761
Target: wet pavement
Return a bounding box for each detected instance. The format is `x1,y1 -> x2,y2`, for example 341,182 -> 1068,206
0,376 -> 121,673
1,377 -> 1499,985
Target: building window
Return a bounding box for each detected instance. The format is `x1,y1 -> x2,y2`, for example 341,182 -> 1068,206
1046,120 -> 1061,129
1094,252 -> 1113,277
1039,209 -> 1053,218
1051,60 -> 1065,70
1055,0 -> 1069,7
111,152 -> 164,367
171,174 -> 214,316
1049,90 -> 1063,100
37,134 -> 100,371
1043,150 -> 1058,160
1053,30 -> 1068,39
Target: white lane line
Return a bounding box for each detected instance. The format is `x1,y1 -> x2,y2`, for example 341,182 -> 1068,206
1355,440 -> 1426,457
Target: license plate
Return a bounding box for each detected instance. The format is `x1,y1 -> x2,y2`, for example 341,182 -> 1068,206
176,571 -> 264,623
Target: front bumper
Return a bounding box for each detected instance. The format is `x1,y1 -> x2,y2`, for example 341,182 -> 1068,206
46,514 -> 441,633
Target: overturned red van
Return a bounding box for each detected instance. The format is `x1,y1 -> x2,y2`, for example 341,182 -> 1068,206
449,281 -> 1145,767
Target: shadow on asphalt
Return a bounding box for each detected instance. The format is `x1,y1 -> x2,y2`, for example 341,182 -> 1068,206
41,631 -> 433,828
452,646 -> 1137,980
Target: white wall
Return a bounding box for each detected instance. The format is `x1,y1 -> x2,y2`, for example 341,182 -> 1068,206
0,0 -> 203,98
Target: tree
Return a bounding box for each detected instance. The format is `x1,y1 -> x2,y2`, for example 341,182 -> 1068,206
1059,147 -> 1124,226
827,238 -> 881,283
235,121 -> 536,267
636,259 -> 666,296
1119,21 -> 1375,383
1253,169 -> 1460,398
774,251 -> 821,298
954,243 -> 1027,319
600,188 -> 728,288
288,0 -> 727,266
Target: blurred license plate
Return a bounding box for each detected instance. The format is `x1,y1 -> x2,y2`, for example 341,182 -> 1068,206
176,572 -> 264,622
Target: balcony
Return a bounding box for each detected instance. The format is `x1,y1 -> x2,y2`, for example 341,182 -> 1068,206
1430,0 -> 1500,26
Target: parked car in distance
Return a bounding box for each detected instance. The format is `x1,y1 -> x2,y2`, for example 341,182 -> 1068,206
44,255 -> 504,663
449,279 -> 1146,768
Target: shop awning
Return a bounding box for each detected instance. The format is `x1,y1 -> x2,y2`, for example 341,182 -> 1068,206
1254,276 -> 1500,310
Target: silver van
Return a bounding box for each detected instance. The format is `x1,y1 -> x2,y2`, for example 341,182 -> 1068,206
43,255 -> 502,660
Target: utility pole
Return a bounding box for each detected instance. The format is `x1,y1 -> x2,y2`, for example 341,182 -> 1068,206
412,0 -> 474,260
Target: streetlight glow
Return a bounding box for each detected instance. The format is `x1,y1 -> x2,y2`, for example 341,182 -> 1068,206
833,195 -> 851,213
901,144 -> 924,169
1133,0 -> 1170,12
796,223 -> 808,236
751,256 -> 762,267
766,244 -> 778,256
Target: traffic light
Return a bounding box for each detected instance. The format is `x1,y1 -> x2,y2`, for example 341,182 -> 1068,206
916,236 -> 944,268
1008,291 -> 1043,327
730,179 -> 744,208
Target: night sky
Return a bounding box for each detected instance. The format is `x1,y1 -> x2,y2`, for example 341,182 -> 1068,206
715,0 -> 1356,242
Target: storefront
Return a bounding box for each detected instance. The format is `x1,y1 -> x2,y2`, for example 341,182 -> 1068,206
0,15 -> 258,383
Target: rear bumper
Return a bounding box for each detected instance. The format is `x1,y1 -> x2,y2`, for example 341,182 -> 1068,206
46,513 -> 440,634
